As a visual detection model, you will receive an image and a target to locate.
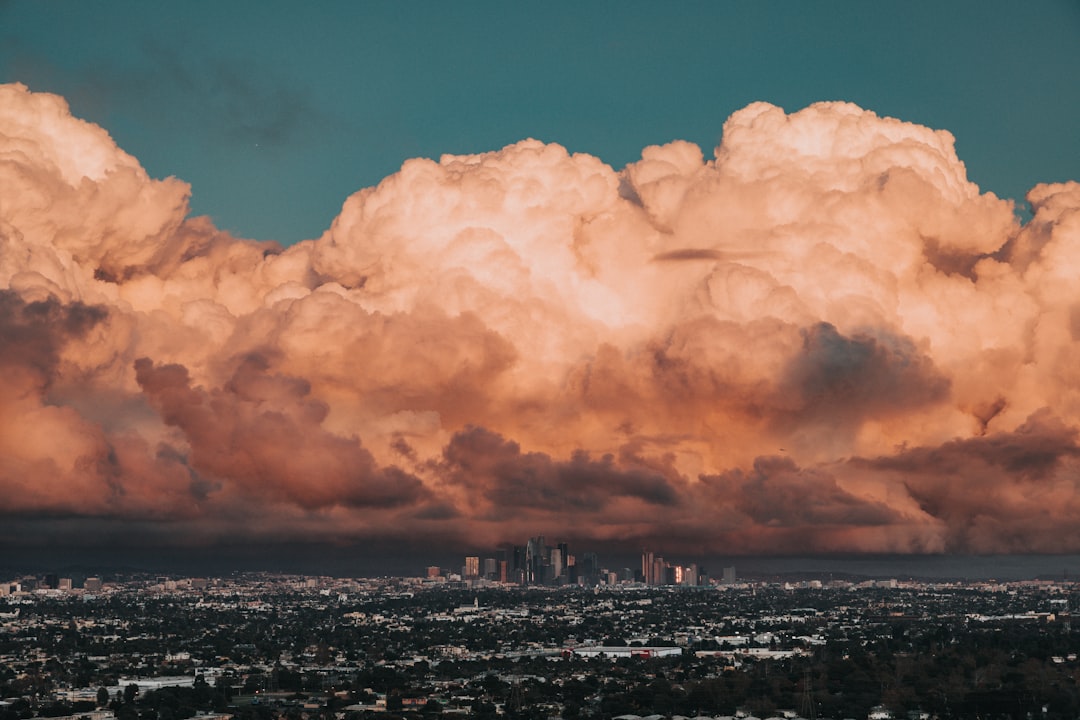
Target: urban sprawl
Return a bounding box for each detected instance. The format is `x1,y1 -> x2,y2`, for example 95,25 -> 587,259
3,549 -> 1080,720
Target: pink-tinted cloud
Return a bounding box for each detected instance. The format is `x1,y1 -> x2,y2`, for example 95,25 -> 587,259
3,81 -> 1080,558
134,354 -> 425,510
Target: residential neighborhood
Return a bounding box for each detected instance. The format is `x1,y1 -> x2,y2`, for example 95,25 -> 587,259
2,571 -> 1080,720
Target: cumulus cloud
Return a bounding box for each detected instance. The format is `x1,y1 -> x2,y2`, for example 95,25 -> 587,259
134,353 -> 426,510
439,425 -> 680,516
3,81 -> 1080,559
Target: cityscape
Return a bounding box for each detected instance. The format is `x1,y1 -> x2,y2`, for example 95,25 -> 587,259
4,5 -> 1080,720
4,566 -> 1080,720
439,537 -> 731,589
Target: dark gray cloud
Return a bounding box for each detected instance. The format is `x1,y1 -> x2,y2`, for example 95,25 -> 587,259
652,248 -> 725,262
781,322 -> 950,423
440,426 -> 682,515
0,290 -> 107,390
853,410 -> 1080,552
702,455 -> 901,527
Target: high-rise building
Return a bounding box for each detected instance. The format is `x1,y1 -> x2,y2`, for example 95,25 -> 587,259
642,551 -> 654,585
654,557 -> 667,586
526,536 -> 547,584
723,566 -> 736,584
451,536 -> 600,587
496,547 -> 508,577
426,566 -> 441,579
580,552 -> 600,586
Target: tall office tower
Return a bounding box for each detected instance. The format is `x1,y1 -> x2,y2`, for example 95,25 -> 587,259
723,566 -> 736,584
483,557 -> 498,578
558,542 -> 569,568
465,556 -> 480,578
512,545 -> 526,575
550,548 -> 563,580
581,552 -> 600,586
642,551 -> 654,585
499,559 -> 508,584
58,578 -> 73,591
545,564 -> 559,585
526,535 -> 547,585
426,566 -> 442,579
654,557 -> 667,586
525,539 -> 537,584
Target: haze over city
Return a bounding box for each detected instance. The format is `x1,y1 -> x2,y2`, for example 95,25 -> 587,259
2,2 -> 1080,576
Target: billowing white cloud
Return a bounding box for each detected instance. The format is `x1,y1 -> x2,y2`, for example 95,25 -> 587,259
3,81 -> 1080,556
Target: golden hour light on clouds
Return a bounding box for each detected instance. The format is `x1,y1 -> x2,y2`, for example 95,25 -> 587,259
3,82 -> 1080,557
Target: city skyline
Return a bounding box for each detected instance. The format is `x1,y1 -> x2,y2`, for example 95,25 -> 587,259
2,4 -> 1080,570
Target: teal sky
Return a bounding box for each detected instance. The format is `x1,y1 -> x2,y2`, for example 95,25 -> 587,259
2,1 -> 1078,245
